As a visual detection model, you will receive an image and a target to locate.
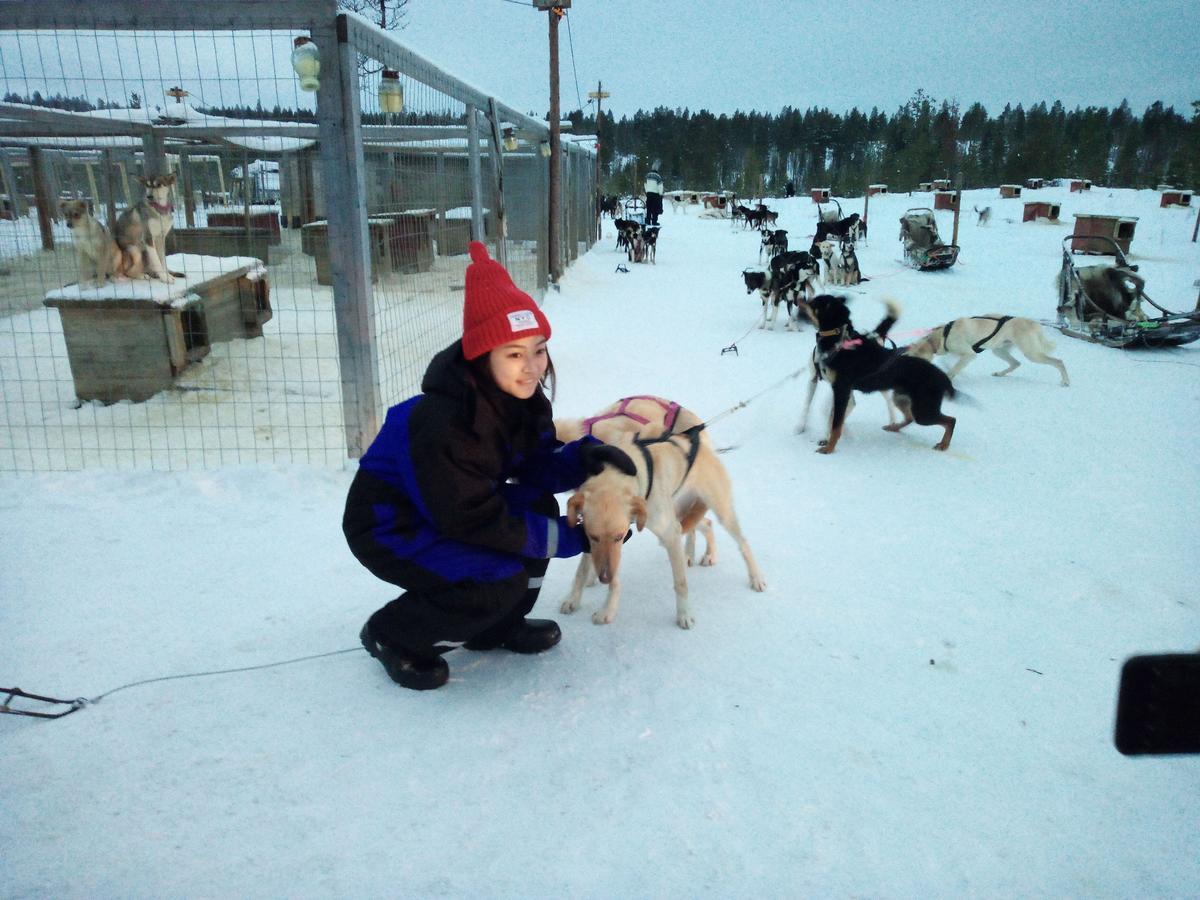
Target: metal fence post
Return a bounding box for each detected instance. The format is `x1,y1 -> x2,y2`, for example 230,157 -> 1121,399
316,14 -> 379,458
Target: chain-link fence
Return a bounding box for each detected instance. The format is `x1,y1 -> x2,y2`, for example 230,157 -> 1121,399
0,1 -> 596,471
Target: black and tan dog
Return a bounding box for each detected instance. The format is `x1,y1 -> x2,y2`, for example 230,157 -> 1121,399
802,294 -> 957,454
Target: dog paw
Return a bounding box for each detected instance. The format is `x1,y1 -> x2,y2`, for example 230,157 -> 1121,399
749,575 -> 767,592
816,445 -> 833,455
676,612 -> 695,630
700,553 -> 715,567
560,598 -> 580,614
591,609 -> 615,625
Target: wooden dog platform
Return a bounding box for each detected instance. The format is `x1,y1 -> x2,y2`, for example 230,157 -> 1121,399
43,255 -> 271,404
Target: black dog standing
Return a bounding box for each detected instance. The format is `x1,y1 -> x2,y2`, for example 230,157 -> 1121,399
805,295 -> 957,454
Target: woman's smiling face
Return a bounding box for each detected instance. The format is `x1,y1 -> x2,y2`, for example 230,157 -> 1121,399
487,335 -> 549,399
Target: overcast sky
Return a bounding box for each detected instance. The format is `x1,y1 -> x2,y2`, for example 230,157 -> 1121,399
397,0 -> 1200,120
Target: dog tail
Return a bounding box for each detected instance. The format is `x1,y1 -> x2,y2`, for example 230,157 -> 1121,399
946,386 -> 981,408
881,296 -> 902,320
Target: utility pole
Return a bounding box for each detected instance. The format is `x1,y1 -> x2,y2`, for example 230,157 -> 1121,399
536,0 -> 570,285
588,81 -> 610,241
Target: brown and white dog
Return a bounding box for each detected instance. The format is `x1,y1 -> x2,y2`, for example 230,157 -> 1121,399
115,173 -> 180,283
907,315 -> 1070,386
59,200 -> 124,285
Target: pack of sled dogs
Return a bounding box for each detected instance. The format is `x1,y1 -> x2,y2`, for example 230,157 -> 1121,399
61,173 -> 182,286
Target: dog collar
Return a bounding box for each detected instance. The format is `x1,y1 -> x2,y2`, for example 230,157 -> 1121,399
817,328 -> 841,337
150,201 -> 173,214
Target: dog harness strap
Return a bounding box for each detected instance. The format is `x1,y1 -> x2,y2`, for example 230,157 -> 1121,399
941,320 -> 954,347
968,315 -> 1013,354
634,441 -> 655,499
633,424 -> 706,497
580,396 -> 680,438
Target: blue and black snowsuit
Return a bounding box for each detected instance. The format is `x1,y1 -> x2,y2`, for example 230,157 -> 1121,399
343,340 -> 594,655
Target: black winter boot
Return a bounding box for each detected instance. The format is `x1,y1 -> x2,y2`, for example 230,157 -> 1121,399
468,618 -> 561,654
360,621 -> 449,691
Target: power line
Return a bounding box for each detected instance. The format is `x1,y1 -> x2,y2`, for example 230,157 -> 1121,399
564,10 -> 584,113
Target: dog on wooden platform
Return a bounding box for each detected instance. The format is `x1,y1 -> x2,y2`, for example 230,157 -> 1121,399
60,199 -> 124,285
114,173 -> 180,283
907,315 -> 1069,386
802,294 -> 957,453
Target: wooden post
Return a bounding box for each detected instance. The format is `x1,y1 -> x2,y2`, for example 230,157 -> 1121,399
547,7 -> 562,283
951,189 -> 962,246
179,150 -> 195,228
84,161 -> 100,211
863,182 -> 870,232
242,151 -> 253,234
28,147 -> 54,251
1192,207 -> 1199,243
466,104 -> 485,241
101,150 -> 117,227
588,82 -> 610,241
485,97 -> 509,269
0,151 -> 27,218
314,15 -> 379,457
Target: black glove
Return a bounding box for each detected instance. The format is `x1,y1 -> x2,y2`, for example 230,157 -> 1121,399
580,442 -> 637,477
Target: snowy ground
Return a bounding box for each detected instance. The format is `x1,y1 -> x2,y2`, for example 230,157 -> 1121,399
2,185 -> 1198,897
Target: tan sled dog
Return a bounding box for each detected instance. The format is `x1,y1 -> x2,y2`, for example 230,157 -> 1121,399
115,174 -> 179,283
556,396 -> 710,622
908,314 -> 1070,386
60,200 -> 124,285
562,425 -> 766,630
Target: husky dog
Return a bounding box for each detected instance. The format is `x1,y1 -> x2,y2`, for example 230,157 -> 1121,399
908,315 -> 1070,386
59,199 -> 123,285
974,205 -> 992,226
115,173 -> 180,283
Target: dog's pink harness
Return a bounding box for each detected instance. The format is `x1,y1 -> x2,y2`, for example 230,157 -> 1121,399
150,201 -> 174,215
580,395 -> 681,437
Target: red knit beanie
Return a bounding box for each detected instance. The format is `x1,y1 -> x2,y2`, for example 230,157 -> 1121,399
461,241 -> 552,360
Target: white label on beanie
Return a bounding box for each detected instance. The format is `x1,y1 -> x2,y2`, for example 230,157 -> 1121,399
507,310 -> 538,332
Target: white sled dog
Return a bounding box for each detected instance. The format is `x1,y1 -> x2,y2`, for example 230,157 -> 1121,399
907,314 -> 1070,386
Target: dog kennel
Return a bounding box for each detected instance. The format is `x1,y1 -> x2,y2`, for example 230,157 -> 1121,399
1070,179 -> 1093,192
1070,213 -> 1138,255
810,187 -> 831,203
1000,184 -> 1022,198
1024,177 -> 1044,189
867,184 -> 888,196
933,190 -> 959,211
1159,189 -> 1193,208
1022,201 -> 1061,223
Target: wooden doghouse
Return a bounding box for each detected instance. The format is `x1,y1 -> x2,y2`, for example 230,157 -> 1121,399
867,184 -> 888,196
1025,178 -> 1044,189
206,206 -> 282,245
932,179 -> 951,190
43,258 -> 271,404
1070,213 -> 1138,255
1000,184 -> 1022,198
1022,201 -> 1061,223
933,190 -> 959,211
917,182 -> 933,192
1069,179 -> 1092,192
1160,189 -> 1193,208
810,187 -> 831,203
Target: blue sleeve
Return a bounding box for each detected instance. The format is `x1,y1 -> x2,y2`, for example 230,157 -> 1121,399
513,435 -> 599,494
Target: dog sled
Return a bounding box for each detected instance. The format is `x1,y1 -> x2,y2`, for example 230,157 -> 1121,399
623,197 -> 646,225
1056,235 -> 1200,348
899,208 -> 959,270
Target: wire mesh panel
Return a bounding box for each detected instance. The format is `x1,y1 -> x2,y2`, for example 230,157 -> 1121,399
0,4 -> 595,471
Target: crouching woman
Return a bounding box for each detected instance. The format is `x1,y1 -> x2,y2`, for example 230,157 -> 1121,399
344,241 -> 629,691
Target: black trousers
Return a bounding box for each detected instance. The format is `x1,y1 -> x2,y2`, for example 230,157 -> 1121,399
351,490 -> 558,658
